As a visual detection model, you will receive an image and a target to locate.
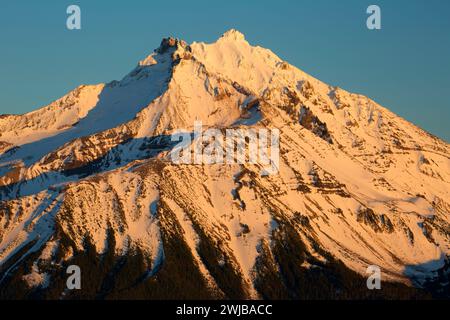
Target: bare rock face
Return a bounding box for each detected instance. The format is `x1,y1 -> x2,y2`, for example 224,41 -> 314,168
299,106 -> 333,143
0,141 -> 12,155
357,207 -> 395,234
155,37 -> 194,65
157,37 -> 179,53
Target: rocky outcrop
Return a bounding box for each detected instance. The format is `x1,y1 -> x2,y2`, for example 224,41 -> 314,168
299,106 -> 333,143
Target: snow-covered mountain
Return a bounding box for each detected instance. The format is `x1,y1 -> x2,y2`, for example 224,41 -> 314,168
0,30 -> 449,299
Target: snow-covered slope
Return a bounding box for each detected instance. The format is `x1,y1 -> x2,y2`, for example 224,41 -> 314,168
0,30 -> 449,299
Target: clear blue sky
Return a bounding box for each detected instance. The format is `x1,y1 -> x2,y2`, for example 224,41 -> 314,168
1,0 -> 449,141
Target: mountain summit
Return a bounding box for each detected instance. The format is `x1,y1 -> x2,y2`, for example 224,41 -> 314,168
220,29 -> 247,41
0,30 -> 449,299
